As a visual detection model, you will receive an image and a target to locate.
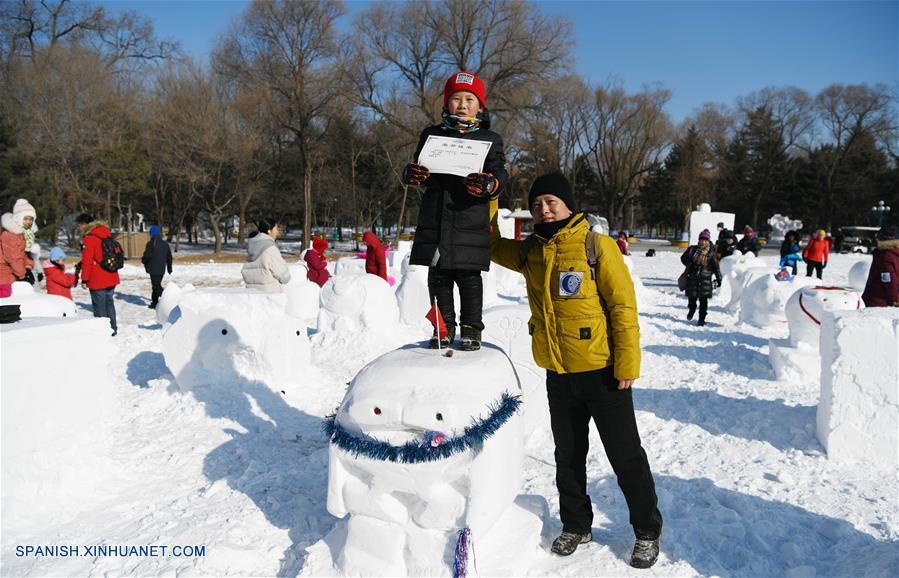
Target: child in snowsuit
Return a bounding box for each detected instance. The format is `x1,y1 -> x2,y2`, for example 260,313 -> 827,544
362,231 -> 388,281
305,237 -> 331,287
403,71 -> 508,351
681,229 -> 722,326
0,212 -> 32,285
43,247 -> 78,300
12,199 -> 40,284
779,230 -> 803,276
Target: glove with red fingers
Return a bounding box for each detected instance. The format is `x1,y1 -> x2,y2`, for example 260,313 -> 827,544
464,172 -> 499,199
402,163 -> 430,186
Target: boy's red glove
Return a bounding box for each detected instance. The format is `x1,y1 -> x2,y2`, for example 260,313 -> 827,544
403,163 -> 430,186
464,172 -> 499,199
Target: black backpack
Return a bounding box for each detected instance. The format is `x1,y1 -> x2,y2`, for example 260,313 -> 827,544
90,234 -> 125,272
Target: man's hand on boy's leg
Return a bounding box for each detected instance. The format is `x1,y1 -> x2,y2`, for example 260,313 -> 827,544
403,163 -> 430,186
464,172 -> 498,198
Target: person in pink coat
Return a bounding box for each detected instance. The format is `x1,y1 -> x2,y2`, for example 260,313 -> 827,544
0,212 -> 33,285
305,237 -> 331,287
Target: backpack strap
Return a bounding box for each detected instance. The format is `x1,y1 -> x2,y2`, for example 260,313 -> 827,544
517,235 -> 539,270
585,230 -> 600,279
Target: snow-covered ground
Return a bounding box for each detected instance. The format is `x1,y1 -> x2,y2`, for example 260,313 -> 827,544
2,252 -> 897,577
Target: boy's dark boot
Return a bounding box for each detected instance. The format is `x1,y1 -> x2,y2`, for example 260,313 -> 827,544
551,531 -> 592,556
686,307 -> 695,320
459,325 -> 481,351
428,325 -> 455,349
630,534 -> 660,568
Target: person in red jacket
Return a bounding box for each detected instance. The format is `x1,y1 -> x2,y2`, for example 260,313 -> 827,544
616,231 -> 630,256
802,229 -> 830,279
862,223 -> 899,307
362,231 -> 388,281
0,212 -> 32,285
76,213 -> 120,335
305,237 -> 331,287
43,247 -> 78,300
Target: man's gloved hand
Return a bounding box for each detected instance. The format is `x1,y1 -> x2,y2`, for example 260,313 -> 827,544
713,277 -> 721,289
402,163 -> 430,186
24,270 -> 35,285
464,172 -> 499,199
37,272 -> 44,283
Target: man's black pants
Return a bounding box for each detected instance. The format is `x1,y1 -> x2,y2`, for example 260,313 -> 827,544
150,275 -> 164,306
427,268 -> 484,331
547,366 -> 662,539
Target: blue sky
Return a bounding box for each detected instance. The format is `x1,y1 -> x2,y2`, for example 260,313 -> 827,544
97,0 -> 897,121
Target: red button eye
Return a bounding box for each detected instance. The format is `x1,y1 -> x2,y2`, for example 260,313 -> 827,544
374,407 -> 382,415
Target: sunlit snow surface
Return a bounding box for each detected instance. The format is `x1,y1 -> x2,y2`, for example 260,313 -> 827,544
2,252 -> 897,577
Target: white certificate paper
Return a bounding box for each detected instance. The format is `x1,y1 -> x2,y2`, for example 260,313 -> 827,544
417,135 -> 492,177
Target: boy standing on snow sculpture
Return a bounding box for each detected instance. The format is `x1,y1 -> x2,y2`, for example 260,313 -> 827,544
403,71 -> 508,351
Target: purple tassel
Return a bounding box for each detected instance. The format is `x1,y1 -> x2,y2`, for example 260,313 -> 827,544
453,527 -> 477,578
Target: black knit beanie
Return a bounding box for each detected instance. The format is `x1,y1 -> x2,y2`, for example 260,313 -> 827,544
528,172 -> 577,212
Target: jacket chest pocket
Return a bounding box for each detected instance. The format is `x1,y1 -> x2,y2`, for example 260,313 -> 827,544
551,261 -> 594,301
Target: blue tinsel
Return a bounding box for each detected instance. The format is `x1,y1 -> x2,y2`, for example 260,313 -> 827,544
453,527 -> 476,578
322,392 -> 522,464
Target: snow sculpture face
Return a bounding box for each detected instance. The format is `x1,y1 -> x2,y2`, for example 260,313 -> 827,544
317,273 -> 400,338
785,286 -> 864,347
327,345 -> 523,536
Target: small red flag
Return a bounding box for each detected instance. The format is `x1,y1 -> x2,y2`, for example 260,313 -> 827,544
425,300 -> 447,340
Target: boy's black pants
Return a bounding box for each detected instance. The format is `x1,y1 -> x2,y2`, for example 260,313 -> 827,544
150,275 -> 164,305
547,366 -> 662,539
427,268 -> 483,331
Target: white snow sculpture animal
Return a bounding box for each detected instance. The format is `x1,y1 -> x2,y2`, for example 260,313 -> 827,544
0,281 -> 76,318
739,274 -> 815,327
321,345 -> 539,577
848,260 -> 872,292
785,286 -> 864,348
719,253 -> 768,311
317,272 -> 400,340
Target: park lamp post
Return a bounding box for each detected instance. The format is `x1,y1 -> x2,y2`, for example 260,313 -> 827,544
871,200 -> 891,227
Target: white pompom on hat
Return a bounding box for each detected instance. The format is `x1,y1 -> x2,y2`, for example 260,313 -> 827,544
12,198 -> 36,223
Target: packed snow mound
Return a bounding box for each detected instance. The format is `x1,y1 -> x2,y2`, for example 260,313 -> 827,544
155,281 -> 195,327
848,260 -> 872,292
739,274 -> 815,327
493,262 -> 527,299
285,276 -> 321,320
0,281 -> 76,318
334,256 -> 366,276
162,288 -> 311,392
317,272 -> 400,341
818,308 -> 899,472
1,317 -> 116,530
623,254 -> 652,307
306,345 -> 544,577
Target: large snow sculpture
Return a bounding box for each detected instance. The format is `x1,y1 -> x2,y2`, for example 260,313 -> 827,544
306,345 -> 545,577
767,214 -> 803,243
0,281 -> 76,318
738,274 -> 815,327
818,308 -> 898,472
718,253 -> 768,311
162,288 -> 311,391
1,317 -> 115,529
689,203 -> 734,245
317,273 -> 400,341
768,286 -> 864,382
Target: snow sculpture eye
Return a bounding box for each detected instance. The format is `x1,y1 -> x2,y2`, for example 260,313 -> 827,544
221,328 -> 228,335
296,330 -> 301,336
436,413 -> 443,421
373,407 -> 382,415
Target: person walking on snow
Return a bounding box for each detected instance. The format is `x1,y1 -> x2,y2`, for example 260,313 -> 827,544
43,247 -> 78,300
862,223 -> 899,307
681,229 -> 722,326
0,212 -> 32,285
403,70 -> 509,351
76,213 -> 120,336
305,237 -> 331,287
489,172 -> 663,568
141,225 -> 172,309
803,229 -> 829,280
362,231 -> 388,281
241,218 -> 291,292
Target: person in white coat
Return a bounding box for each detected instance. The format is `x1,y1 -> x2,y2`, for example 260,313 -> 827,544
241,218 -> 291,292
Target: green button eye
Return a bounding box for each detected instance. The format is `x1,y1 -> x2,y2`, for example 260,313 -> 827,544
436,413 -> 443,421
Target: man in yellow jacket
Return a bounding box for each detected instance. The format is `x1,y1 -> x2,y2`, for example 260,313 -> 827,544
491,173 -> 662,568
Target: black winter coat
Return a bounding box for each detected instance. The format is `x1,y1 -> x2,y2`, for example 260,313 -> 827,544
737,235 -> 761,256
716,231 -> 736,260
681,245 -> 722,298
142,236 -> 172,276
409,125 -> 508,271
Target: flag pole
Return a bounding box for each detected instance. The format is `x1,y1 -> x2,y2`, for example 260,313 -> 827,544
434,296 -> 441,351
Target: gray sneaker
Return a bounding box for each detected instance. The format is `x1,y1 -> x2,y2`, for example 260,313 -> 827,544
551,531 -> 592,556
630,536 -> 660,568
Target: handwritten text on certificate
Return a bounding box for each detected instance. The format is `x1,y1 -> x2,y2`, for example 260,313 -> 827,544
417,135 -> 492,177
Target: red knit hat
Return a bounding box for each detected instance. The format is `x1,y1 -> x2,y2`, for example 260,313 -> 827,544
312,237 -> 328,254
443,71 -> 486,108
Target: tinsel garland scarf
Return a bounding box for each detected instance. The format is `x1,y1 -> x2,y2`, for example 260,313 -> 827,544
323,392 -> 522,464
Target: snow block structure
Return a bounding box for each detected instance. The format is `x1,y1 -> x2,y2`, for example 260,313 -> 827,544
307,345 -> 545,577
769,286 -> 864,382
1,317 -> 115,529
818,308 -> 899,471
689,203 -> 734,246
162,288 -> 311,391
0,280 -> 76,318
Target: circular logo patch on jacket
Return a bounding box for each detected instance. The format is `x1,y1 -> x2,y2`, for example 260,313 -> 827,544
559,272 -> 583,296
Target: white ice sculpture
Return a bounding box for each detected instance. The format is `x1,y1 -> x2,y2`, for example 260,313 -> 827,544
818,308 -> 898,471
689,203 -> 735,245
396,257 -> 431,328
1,317 -> 115,529
162,288 -> 311,392
718,253 -> 768,311
848,260 -> 872,292
0,281 -> 76,318
317,273 -> 401,342
769,286 -> 864,382
304,345 -> 544,577
767,214 -> 803,243
738,274 -> 815,327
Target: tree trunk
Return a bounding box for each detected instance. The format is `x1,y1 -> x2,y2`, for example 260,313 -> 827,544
211,214 -> 223,254
395,184 -> 409,246
303,161 -> 312,251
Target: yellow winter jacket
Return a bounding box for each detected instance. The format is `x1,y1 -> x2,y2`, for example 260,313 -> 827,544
490,207 -> 641,379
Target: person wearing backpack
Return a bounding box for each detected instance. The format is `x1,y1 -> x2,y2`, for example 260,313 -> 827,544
488,173 -> 662,568
76,213 -> 121,336
142,225 -> 172,309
